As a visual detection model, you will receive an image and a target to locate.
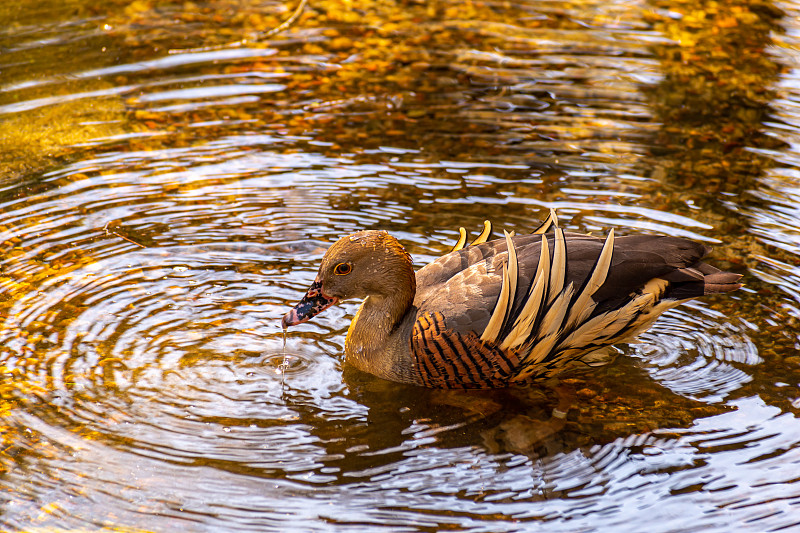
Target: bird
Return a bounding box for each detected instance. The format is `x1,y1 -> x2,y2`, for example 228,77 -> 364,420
281,210 -> 742,389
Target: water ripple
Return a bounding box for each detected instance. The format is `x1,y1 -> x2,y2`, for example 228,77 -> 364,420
2,0 -> 799,531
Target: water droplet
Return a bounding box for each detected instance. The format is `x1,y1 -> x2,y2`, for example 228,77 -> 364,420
222,427 -> 231,433
280,331 -> 289,387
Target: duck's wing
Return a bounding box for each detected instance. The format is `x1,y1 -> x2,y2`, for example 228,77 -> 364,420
410,230 -> 741,388
415,230 -> 605,334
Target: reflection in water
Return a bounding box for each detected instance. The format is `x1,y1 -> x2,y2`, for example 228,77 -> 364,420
2,0 -> 800,530
643,0 -> 791,313
646,0 -> 786,192
644,0 -> 800,332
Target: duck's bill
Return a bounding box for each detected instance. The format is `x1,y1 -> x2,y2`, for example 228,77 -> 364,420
281,280 -> 338,328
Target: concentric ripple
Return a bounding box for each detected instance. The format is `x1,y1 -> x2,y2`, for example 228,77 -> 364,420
4,0 -> 800,531
632,303 -> 761,402
0,233 -> 351,464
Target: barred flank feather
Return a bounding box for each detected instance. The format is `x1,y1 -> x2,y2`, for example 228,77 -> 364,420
412,311 -> 519,388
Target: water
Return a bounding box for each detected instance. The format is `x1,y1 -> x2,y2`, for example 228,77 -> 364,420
2,0 -> 800,531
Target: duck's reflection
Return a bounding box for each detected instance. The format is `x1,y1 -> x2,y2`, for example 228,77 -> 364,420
310,357 -> 730,476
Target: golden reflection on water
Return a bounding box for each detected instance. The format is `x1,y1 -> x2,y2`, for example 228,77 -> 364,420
2,0 -> 800,530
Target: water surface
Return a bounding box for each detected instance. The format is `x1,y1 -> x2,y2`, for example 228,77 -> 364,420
2,0 -> 800,531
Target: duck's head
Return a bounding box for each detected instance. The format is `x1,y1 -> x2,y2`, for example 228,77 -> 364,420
281,230 -> 415,329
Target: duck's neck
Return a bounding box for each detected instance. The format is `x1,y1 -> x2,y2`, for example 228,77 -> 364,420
345,265 -> 417,383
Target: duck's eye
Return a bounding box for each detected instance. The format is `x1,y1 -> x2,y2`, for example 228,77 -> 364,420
334,262 -> 352,275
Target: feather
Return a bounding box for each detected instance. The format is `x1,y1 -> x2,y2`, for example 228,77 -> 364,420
496,230 -> 523,343
449,220 -> 493,253
537,282 -> 574,342
532,208 -> 559,234
615,295 -> 680,343
471,220 -> 493,245
564,229 -> 615,330
547,228 -> 566,304
500,235 -> 550,350
513,283 -> 574,377
480,232 -> 518,343
503,230 -> 519,329
555,278 -> 668,353
450,227 -> 468,252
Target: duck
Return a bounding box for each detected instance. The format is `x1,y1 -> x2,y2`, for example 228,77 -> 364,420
281,210 -> 742,389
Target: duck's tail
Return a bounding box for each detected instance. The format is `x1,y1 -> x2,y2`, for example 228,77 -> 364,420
703,271 -> 744,294
662,253 -> 743,299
